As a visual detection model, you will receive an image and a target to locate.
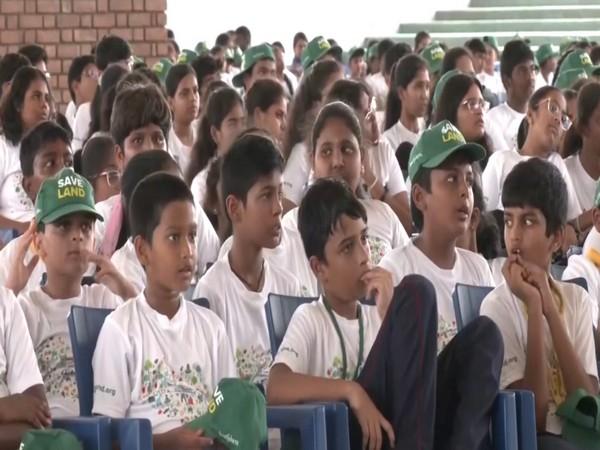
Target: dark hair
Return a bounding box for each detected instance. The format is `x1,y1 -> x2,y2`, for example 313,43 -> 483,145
465,39 -> 486,55
501,40 -> 534,81
129,171 -> 193,243
414,31 -> 430,50
293,32 -> 308,47
110,83 -> 172,150
383,43 -> 412,77
186,87 -> 243,184
165,63 -> 196,98
205,79 -> 229,97
166,29 -> 175,40
215,33 -> 231,47
81,132 -> 116,181
377,39 -> 394,60
0,66 -> 54,145
284,59 -> 342,159
561,81 -> 600,158
441,47 -> 472,75
516,85 -> 561,149
298,178 -> 367,261
18,44 -> 47,67
20,121 -> 70,176
384,54 -> 428,131
311,101 -> 362,156
246,78 -> 286,117
590,46 -> 600,65
271,41 -> 284,52
133,66 -> 163,89
67,55 -> 96,102
235,26 -> 251,41
0,53 -> 31,97
472,176 -> 502,259
87,64 -> 128,139
95,35 -> 132,71
190,55 -> 218,94
168,38 -> 180,55
326,79 -> 371,111
502,158 -> 567,236
221,134 -> 284,216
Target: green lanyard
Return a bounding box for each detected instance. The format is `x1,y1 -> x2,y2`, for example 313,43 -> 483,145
323,298 -> 365,380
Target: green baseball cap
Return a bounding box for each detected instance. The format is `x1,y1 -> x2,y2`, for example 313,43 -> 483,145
152,58 -> 173,83
35,168 -> 102,225
420,42 -> 445,75
132,55 -> 144,66
554,68 -> 588,90
301,36 -> 338,70
177,49 -> 198,64
187,378 -> 267,450
20,429 -> 83,450
483,36 -> 499,51
345,47 -> 365,65
536,44 -> 559,66
408,120 -> 486,180
195,41 -> 209,56
432,69 -> 461,112
559,50 -> 595,76
556,388 -> 600,450
232,43 -> 275,88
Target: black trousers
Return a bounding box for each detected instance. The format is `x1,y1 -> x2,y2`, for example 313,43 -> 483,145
350,274 -> 503,450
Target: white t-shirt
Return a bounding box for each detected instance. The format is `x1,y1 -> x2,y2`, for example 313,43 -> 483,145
562,254 -> 600,322
111,207 -> 220,294
485,103 -> 525,153
72,102 -> 91,152
65,101 -> 77,130
274,297 -> 382,379
382,118 -> 424,152
481,280 -> 598,434
0,286 -> 43,397
92,293 -> 236,433
379,240 -> 494,352
190,167 -> 209,213
282,142 -> 310,206
193,254 -> 303,385
0,136 -> 34,222
19,284 -> 123,417
94,194 -> 120,248
370,139 -> 407,197
482,150 -> 582,220
565,152 -> 596,212
489,256 -> 507,287
535,72 -> 551,92
365,72 -> 388,112
168,123 -> 197,177
477,71 -> 505,99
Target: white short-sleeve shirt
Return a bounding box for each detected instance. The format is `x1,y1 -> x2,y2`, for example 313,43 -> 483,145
0,136 -> 34,222
382,119 -> 424,152
282,142 -> 310,206
564,152 -> 596,212
92,294 -> 236,433
484,103 -> 525,153
481,280 -> 598,434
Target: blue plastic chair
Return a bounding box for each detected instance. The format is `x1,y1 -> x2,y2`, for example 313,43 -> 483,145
52,416 -> 111,450
453,283 -> 538,450
69,304 -> 327,450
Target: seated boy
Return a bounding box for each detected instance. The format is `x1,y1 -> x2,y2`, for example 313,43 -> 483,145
563,181 -> 600,311
17,168 -> 135,417
93,173 -> 236,450
0,121 -> 74,293
194,134 -> 303,386
481,159 -> 599,449
0,285 -> 51,449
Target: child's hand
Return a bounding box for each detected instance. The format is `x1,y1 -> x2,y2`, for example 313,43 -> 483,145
0,393 -> 51,428
516,256 -> 557,318
360,267 -> 394,320
502,256 -> 542,313
5,221 -> 39,295
347,381 -> 396,450
167,426 -> 214,449
84,251 -> 137,300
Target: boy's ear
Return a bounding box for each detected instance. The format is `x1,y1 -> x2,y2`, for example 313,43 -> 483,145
551,226 -> 565,254
225,194 -> 242,224
33,230 -> 47,260
133,235 -> 150,269
470,206 -> 481,232
115,144 -> 125,170
308,255 -> 325,279
22,175 -> 34,204
412,183 -> 427,215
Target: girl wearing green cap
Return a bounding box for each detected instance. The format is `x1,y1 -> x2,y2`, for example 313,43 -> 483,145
382,55 -> 430,156
186,87 -> 245,211
165,64 -> 200,175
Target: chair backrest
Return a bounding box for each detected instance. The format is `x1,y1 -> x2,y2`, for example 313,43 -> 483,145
265,294 -> 318,357
68,305 -> 114,416
191,298 -> 210,309
452,283 -> 494,331
564,277 -> 588,292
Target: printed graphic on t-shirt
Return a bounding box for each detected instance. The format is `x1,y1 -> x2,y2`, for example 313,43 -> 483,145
326,356 -> 363,380
235,346 -> 272,385
11,173 -> 33,210
368,236 -> 391,266
140,359 -> 211,423
0,371 -> 7,396
37,335 -> 77,400
437,318 -> 457,354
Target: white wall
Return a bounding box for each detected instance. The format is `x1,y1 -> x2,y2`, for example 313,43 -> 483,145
166,0 -> 470,61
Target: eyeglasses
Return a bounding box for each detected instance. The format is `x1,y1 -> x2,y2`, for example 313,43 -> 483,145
93,170 -> 121,187
539,98 -> 572,130
83,67 -> 99,79
460,98 -> 489,113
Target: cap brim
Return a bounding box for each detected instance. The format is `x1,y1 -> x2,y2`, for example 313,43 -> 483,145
232,70 -> 246,88
589,65 -> 600,76
39,204 -> 104,225
187,415 -> 235,450
422,142 -> 487,171
350,49 -> 365,59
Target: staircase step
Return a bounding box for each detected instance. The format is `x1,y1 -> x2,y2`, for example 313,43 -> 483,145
470,0 -> 600,6
398,18 -> 600,34
435,6 -> 600,21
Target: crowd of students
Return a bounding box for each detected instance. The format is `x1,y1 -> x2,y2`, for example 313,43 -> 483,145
0,24 -> 600,450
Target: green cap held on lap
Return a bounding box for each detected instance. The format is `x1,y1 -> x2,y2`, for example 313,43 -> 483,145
20,429 -> 83,450
408,120 -> 486,181
187,378 -> 267,450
